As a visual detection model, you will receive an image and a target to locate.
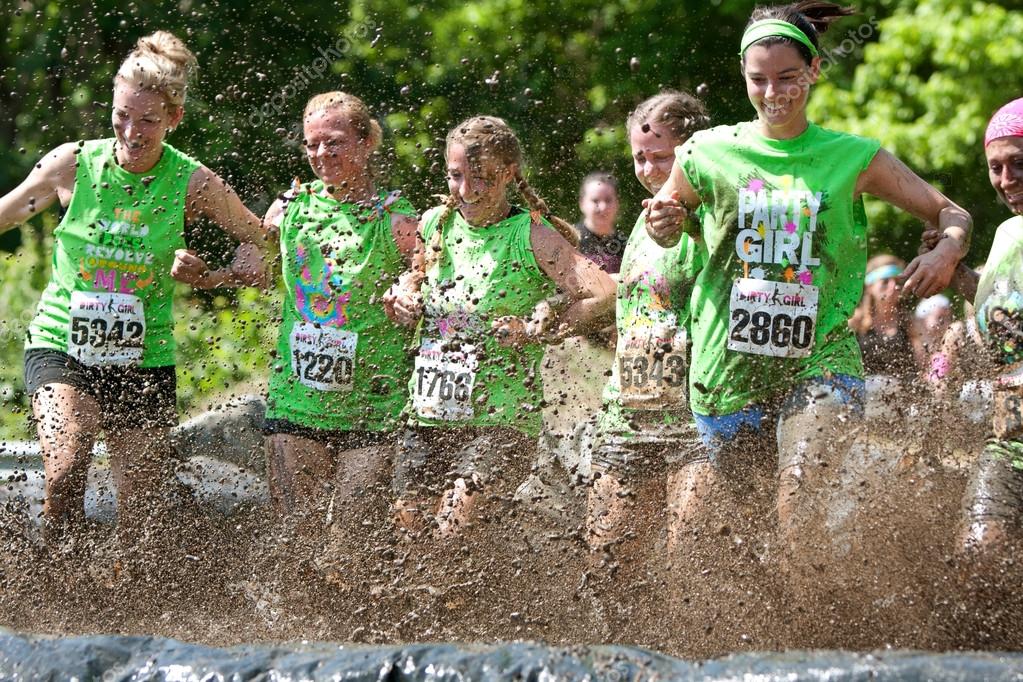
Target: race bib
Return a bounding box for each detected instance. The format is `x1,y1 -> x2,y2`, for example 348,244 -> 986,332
617,325 -> 687,410
67,291 -> 145,366
728,279 -> 818,358
413,338 -> 479,421
290,322 -> 357,392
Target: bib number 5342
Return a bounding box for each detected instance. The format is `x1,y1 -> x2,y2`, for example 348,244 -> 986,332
67,291 -> 145,366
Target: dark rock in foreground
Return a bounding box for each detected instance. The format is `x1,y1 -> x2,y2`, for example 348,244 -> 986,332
1,630 -> 1021,681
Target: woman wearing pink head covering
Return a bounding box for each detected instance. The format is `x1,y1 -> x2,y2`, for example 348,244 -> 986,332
929,97 -> 1023,558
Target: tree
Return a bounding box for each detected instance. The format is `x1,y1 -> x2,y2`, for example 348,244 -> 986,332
810,0 -> 1023,263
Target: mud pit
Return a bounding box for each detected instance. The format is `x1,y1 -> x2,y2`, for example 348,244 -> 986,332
1,376 -> 1022,660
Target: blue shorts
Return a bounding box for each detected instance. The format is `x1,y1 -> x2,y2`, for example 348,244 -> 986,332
693,374 -> 865,463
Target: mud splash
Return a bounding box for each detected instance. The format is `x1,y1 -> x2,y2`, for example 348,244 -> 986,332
0,384 -> 1021,658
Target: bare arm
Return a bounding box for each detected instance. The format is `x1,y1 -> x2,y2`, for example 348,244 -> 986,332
186,165 -> 266,247
857,149 -> 972,297
183,165 -> 276,287
493,222 -> 615,345
391,213 -> 419,263
382,216 -> 428,326
644,161 -> 703,247
0,143 -> 78,234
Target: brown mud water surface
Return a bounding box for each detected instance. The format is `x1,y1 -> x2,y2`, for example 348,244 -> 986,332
0,382 -> 1022,671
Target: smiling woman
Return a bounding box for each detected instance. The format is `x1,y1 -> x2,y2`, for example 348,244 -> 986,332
383,115 -> 614,539
643,0 -> 973,556
0,31 -> 270,542
260,91 -> 419,524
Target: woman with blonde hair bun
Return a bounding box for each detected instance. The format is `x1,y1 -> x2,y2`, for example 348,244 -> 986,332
0,30 -> 269,540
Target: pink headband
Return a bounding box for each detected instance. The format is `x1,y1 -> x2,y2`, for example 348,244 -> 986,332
985,97 -> 1023,147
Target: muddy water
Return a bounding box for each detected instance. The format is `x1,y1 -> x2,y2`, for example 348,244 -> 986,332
1,372 -> 1021,657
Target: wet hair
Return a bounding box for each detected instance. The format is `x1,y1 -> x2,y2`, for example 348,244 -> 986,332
115,31 -> 197,110
852,254 -> 909,335
579,172 -> 619,199
744,1 -> 856,64
304,91 -> 383,149
424,115 -> 578,270
625,90 -> 711,145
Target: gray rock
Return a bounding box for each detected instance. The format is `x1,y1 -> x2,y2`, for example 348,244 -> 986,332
0,395 -> 269,525
171,394 -> 266,471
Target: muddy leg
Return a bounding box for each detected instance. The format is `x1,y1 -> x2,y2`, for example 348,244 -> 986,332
958,439 -> 1023,561
666,460 -> 716,551
776,382 -> 864,556
586,471 -> 631,552
435,476 -> 480,538
106,426 -> 177,538
34,383 -> 101,535
264,433 -> 337,523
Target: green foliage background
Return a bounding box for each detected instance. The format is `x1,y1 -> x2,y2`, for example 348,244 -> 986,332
1,0 -> 1020,437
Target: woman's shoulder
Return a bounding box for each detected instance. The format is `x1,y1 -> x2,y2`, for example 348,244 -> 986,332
161,140 -> 202,172
993,214 -> 1023,241
811,123 -> 880,149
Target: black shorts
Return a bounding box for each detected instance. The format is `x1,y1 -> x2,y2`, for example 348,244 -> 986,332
262,418 -> 393,451
24,348 -> 177,431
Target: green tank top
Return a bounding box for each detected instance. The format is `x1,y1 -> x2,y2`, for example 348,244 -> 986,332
410,206 -> 557,436
600,212 -> 704,429
26,138 -> 198,367
264,182 -> 416,432
677,122 -> 881,415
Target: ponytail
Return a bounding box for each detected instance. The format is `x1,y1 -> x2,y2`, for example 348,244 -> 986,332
746,1 -> 856,63
421,194 -> 460,274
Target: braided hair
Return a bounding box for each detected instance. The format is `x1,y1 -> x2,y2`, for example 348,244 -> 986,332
423,115 -> 578,273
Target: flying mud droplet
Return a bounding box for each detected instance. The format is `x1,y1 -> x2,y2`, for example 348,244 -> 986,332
629,57 -> 640,72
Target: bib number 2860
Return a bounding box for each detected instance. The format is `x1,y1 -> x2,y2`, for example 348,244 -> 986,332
727,279 -> 818,359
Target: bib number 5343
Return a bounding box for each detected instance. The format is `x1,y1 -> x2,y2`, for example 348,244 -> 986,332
727,279 -> 818,359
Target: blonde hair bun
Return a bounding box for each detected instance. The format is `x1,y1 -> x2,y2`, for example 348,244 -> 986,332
304,91 -> 383,149
116,31 -> 197,109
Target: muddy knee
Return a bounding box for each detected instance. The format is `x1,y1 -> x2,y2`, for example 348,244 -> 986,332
959,440 -> 1023,555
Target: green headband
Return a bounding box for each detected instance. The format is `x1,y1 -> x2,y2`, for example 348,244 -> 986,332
740,19 -> 819,58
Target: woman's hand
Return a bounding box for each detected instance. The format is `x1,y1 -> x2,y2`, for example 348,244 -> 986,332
383,273 -> 423,326
902,238 -> 960,298
492,300 -> 569,348
643,191 -> 690,247
918,224 -> 941,255
229,242 -> 268,288
492,316 -> 530,348
171,249 -> 213,287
